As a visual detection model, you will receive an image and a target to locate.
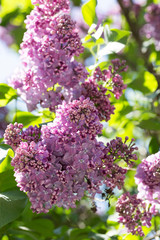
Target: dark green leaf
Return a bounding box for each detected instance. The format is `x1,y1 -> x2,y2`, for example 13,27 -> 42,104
138,118 -> 160,131
0,170 -> 17,192
81,0 -> 97,26
0,189 -> 28,228
69,228 -> 104,240
72,0 -> 81,6
25,219 -> 54,237
149,136 -> 159,154
0,84 -> 17,107
70,228 -> 91,240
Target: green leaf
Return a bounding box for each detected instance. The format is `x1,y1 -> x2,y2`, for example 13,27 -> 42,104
0,144 -> 14,165
69,228 -> 104,240
149,136 -> 159,154
88,23 -> 97,34
81,0 -> 97,26
144,71 -> 158,92
83,38 -> 105,50
0,84 -> 17,107
138,118 -> 160,131
72,0 -> 81,6
98,42 -> 125,59
13,111 -> 42,128
108,29 -> 131,45
0,170 -> 17,192
0,154 -> 13,173
124,234 -> 140,240
92,25 -> 104,40
0,8 -> 20,26
0,189 -> 28,228
70,228 -> 91,240
25,219 -> 54,237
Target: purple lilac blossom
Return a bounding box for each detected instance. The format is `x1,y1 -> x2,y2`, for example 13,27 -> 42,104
54,96 -> 103,139
10,0 -> 87,111
0,107 -> 8,138
102,137 -> 138,190
4,122 -> 23,150
4,117 -> 138,213
81,60 -> 127,121
135,151 -> 160,204
116,192 -> 154,236
4,0 -> 138,215
143,4 -> 160,50
0,26 -> 13,46
4,123 -> 40,150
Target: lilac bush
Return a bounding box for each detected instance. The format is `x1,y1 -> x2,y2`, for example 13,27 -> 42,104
4,0 -> 160,237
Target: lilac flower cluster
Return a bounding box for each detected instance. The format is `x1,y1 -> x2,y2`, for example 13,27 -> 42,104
0,107 -> 8,138
4,116 -> 137,213
4,123 -> 40,149
0,26 -> 13,46
54,96 -> 103,139
116,192 -> 154,236
81,60 -> 127,121
143,4 -> 160,50
10,0 -> 87,111
135,151 -> 160,204
102,137 -> 138,190
5,0 -> 138,219
4,122 -> 23,150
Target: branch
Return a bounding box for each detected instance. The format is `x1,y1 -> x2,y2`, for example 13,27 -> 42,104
117,0 -> 160,88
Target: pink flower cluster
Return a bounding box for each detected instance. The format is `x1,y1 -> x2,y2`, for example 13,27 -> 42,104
116,151 -> 160,236
10,0 -> 87,111
3,122 -> 23,150
54,96 -> 103,139
5,0 -> 138,220
135,151 -> 160,204
143,3 -> 160,50
116,192 -> 155,236
0,107 -> 8,138
81,60 -> 127,122
4,112 -> 137,213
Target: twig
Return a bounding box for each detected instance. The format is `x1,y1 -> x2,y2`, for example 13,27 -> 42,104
117,0 -> 160,88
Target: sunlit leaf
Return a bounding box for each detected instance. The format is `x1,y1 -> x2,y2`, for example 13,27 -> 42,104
13,111 -> 42,128
98,42 -> 125,59
149,136 -> 159,154
0,144 -> 14,165
144,71 -> 158,92
92,25 -> 104,40
0,84 -> 17,107
81,0 -> 97,26
108,29 -> 131,45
